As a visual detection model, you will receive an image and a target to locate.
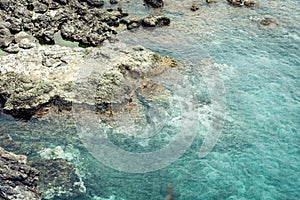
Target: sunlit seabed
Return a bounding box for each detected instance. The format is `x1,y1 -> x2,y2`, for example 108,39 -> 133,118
0,0 -> 299,199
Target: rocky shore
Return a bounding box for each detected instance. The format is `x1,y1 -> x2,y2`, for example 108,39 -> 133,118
0,0 -> 170,51
0,0 -> 268,199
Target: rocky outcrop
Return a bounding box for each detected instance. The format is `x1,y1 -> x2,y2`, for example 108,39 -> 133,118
0,42 -> 178,119
0,0 -> 171,49
0,147 -> 41,200
0,0 -> 128,48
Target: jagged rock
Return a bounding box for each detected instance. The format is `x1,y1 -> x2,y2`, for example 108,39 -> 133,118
30,158 -> 86,200
0,42 -> 178,119
144,0 -> 164,8
0,147 -> 41,200
142,15 -> 170,27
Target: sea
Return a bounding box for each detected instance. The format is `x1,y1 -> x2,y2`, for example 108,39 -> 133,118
0,0 -> 299,199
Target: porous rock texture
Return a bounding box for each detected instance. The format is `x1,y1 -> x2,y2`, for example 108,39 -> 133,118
0,147 -> 41,200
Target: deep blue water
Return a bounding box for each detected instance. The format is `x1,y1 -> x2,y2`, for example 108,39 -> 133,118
0,0 -> 299,199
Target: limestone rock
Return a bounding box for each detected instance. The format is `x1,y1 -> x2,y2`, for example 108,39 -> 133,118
0,147 -> 41,200
0,43 -> 178,119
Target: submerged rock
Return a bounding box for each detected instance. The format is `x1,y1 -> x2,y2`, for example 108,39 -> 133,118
30,158 -> 86,200
0,147 -> 41,200
259,15 -> 278,28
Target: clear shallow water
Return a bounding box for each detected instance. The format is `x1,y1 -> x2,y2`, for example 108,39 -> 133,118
1,0 -> 300,199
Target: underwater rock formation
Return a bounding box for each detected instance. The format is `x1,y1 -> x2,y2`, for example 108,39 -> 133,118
0,147 -> 41,200
30,158 -> 86,200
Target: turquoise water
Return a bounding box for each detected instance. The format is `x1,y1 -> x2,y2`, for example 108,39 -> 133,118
0,0 -> 299,199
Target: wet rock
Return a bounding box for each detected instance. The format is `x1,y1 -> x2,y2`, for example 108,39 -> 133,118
0,147 -> 41,200
142,15 -> 170,27
30,159 -> 86,200
206,0 -> 217,3
110,0 -> 118,4
244,0 -> 258,7
227,0 -> 258,7
191,3 -> 200,11
127,17 -> 142,30
144,0 -> 164,8
227,0 -> 243,6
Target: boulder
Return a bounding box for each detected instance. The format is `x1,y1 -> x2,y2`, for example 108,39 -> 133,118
244,0 -> 259,7
144,0 -> 164,8
127,17 -> 142,30
227,0 -> 242,6
142,15 -> 170,27
14,31 -> 36,49
191,3 -> 200,11
0,147 -> 41,200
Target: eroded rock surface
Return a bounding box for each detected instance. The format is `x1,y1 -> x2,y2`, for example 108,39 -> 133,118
0,147 -> 41,200
0,42 -> 178,119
